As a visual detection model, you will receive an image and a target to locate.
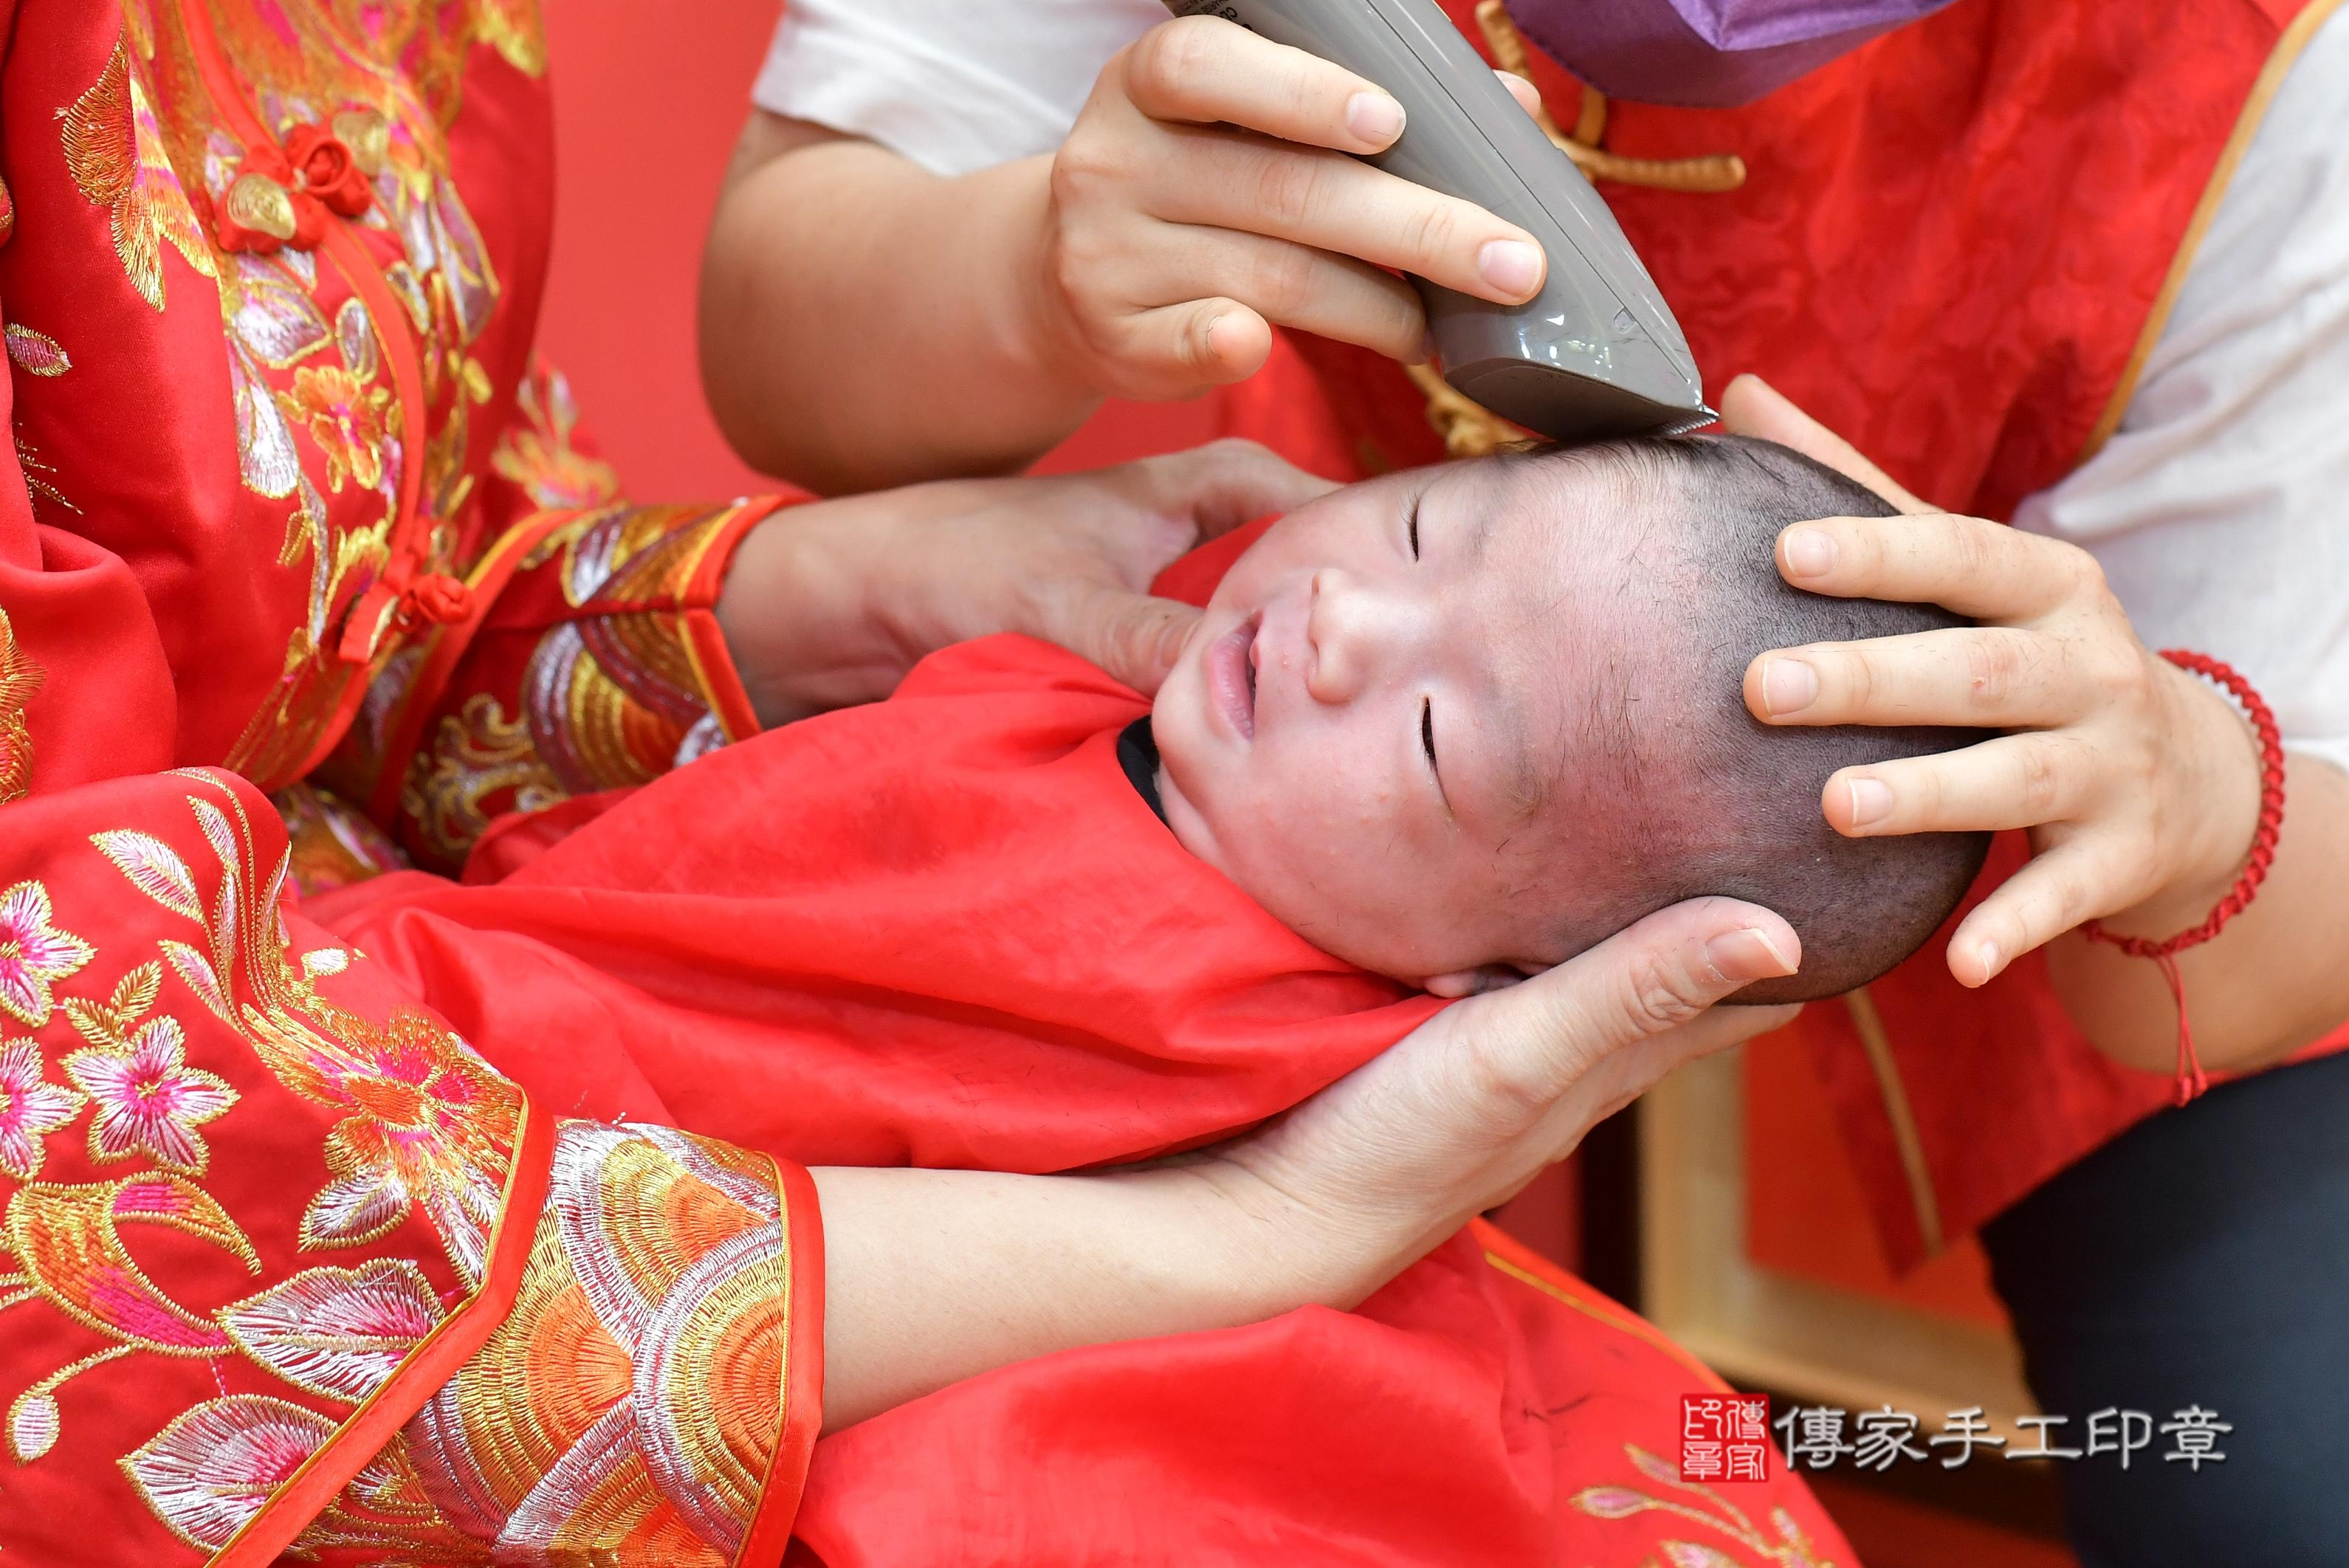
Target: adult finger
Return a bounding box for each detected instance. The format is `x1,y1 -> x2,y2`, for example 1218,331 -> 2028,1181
1212,900 -> 1798,1287
1746,625 -> 2090,729
1039,585 -> 1202,696
1122,16 -> 1408,154
1496,71 -> 1543,119
1448,896 -> 1800,1121
1149,130 -> 1546,305
1141,438 -> 1341,540
1519,999 -> 1802,1163
1110,224 -> 1426,364
1946,839 -> 2133,986
1820,731 -> 2104,838
1087,295 -> 1268,391
1767,512 -> 2103,622
1716,374 -> 1932,515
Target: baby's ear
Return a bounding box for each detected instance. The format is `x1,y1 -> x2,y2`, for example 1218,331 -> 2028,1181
1421,965 -> 1532,998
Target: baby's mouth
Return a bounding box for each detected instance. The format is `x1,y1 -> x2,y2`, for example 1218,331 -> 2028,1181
1208,615 -> 1259,740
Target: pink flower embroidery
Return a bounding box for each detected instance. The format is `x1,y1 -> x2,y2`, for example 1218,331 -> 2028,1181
277,365 -> 389,492
293,1007 -> 515,1279
0,1037 -> 85,1180
64,1015 -> 238,1174
0,880 -> 94,1028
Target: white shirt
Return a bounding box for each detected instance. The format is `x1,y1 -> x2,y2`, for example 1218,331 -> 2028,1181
754,1 -> 2349,773
751,0 -> 1166,179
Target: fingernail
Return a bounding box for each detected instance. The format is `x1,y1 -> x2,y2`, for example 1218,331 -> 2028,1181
1783,526 -> 1836,579
1975,940 -> 2001,980
1415,329 -> 1437,365
1846,777 -> 1893,828
1759,658 -> 1817,717
1477,239 -> 1543,298
1202,312 -> 1235,362
1347,91 -> 1405,145
1707,926 -> 1799,983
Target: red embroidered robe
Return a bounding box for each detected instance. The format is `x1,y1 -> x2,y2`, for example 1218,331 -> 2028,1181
0,2 -> 818,1561
1219,0 -> 2348,1269
312,625 -> 1857,1568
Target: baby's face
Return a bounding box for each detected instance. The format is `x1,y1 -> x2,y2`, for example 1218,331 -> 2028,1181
1154,459 -> 1630,993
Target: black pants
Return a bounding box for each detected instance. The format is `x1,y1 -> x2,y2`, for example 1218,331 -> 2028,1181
1981,1048 -> 2349,1567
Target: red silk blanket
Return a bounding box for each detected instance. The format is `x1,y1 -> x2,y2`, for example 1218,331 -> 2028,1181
317,628 -> 1851,1567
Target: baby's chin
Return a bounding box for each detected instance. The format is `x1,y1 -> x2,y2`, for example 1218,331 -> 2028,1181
1247,898 -> 1496,991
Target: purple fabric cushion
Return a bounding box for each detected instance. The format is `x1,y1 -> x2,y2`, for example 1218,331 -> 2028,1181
1507,0 -> 1956,106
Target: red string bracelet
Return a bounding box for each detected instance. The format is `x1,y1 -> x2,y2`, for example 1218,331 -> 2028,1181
2080,650 -> 2286,1107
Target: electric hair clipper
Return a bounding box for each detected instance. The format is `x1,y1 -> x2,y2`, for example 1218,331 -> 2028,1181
1162,0 -> 1713,441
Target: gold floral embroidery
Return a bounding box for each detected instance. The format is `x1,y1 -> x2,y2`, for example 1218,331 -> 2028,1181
122,1395 -> 342,1553
58,34 -> 215,312
1,781 -> 796,1556
3,1165 -> 269,1462
13,430 -> 80,516
281,362 -> 394,492
1575,1445 -> 1835,1568
0,776 -> 551,1544
230,252 -> 333,495
472,0 -> 549,77
219,1259 -> 447,1403
0,881 -> 94,1028
6,1173 -> 258,1355
6,318 -> 76,521
94,781 -> 522,1281
3,325 -> 71,377
55,1 -> 548,788
54,958 -> 241,1177
491,359 -> 619,511
0,1038 -> 83,1181
0,609 -> 41,802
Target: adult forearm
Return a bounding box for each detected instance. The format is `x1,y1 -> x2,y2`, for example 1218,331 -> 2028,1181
2047,752 -> 2349,1075
810,1162 -> 1344,1431
808,902 -> 1801,1433
699,129 -> 1096,495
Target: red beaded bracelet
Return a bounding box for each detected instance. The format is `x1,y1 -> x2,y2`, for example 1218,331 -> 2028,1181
2080,650 -> 2287,1107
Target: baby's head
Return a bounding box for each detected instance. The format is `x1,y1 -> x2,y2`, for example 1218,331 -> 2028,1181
1151,435 -> 1989,1003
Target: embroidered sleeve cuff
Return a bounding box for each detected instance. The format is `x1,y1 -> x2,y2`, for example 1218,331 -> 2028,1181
320,498 -> 794,871
357,1122 -> 824,1565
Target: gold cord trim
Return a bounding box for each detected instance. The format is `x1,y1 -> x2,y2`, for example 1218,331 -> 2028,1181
1843,986 -> 1943,1256
1472,1 -> 1746,193
1482,1249 -> 1733,1392
1403,361 -> 1526,458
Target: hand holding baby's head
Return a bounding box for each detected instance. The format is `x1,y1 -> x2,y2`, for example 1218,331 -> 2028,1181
1152,434 -> 1987,1003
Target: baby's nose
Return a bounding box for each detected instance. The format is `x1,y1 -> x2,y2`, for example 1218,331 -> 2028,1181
1304,568 -> 1395,704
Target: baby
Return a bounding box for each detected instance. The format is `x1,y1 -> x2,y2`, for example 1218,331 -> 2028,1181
324,434 -> 1988,1562
1140,433 -> 1987,1003
332,433 -> 1988,1176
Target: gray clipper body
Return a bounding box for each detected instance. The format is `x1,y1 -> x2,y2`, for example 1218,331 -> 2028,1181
1163,0 -> 1713,441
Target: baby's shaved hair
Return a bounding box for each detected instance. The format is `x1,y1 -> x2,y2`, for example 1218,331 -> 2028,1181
1514,433 -> 1989,1002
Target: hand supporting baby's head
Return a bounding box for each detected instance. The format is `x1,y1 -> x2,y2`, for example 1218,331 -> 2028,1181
1151,433 -> 1988,1003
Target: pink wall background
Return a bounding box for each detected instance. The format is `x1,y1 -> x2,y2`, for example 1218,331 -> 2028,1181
537,0 -> 776,501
